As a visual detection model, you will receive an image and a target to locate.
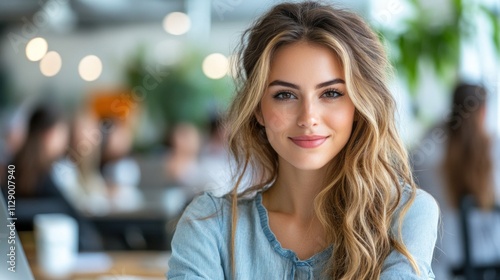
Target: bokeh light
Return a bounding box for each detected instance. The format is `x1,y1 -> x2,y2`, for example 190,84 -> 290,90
162,12 -> 191,35
26,37 -> 48,61
40,51 -> 62,77
202,53 -> 229,79
79,55 -> 102,82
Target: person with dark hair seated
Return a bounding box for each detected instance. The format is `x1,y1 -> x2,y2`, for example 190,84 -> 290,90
1,103 -> 103,251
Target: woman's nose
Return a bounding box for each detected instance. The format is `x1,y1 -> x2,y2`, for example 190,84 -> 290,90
296,100 -> 318,128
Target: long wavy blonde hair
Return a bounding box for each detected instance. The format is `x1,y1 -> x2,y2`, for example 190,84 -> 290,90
225,2 -> 418,279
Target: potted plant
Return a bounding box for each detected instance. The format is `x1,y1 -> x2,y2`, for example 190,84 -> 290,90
379,0 -> 499,108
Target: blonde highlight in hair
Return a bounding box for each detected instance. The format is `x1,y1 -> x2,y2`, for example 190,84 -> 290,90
225,2 -> 419,278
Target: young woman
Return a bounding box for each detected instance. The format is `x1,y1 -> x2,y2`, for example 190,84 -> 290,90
168,2 -> 439,279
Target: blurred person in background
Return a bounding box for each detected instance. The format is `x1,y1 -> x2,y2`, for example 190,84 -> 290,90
194,115 -> 235,197
193,115 -> 252,197
412,83 -> 500,279
100,118 -> 143,212
7,104 -> 69,199
0,103 -> 103,250
163,122 -> 203,196
52,109 -> 110,216
163,117 -> 248,200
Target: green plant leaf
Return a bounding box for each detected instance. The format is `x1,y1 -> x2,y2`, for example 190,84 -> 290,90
479,5 -> 500,56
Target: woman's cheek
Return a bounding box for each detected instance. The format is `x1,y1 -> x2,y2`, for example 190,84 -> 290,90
265,108 -> 291,132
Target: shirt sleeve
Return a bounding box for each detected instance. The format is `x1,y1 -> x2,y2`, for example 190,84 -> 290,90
381,189 -> 440,280
167,193 -> 226,279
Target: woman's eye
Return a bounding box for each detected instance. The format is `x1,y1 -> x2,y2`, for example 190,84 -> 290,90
322,89 -> 343,98
273,92 -> 296,100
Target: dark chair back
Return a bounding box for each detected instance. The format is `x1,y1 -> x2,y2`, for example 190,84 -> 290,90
451,196 -> 500,280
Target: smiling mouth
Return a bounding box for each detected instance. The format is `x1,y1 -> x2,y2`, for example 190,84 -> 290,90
289,136 -> 329,148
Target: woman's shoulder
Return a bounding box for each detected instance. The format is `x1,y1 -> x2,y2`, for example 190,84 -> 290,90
413,188 -> 439,215
181,192 -> 225,219
383,187 -> 440,279
395,185 -> 440,225
401,185 -> 438,208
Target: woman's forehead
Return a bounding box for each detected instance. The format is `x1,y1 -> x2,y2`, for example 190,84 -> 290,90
267,42 -> 345,86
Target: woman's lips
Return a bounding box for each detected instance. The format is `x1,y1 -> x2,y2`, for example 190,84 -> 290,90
289,135 -> 329,148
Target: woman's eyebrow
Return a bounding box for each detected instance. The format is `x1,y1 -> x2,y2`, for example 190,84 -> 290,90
316,78 -> 345,89
268,78 -> 346,89
268,80 -> 299,89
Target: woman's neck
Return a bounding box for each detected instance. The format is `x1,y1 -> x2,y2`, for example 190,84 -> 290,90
263,161 -> 329,221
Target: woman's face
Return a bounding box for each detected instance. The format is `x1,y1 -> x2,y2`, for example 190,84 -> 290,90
257,42 -> 356,171
44,121 -> 69,160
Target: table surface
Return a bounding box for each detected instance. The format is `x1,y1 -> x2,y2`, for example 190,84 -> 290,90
19,232 -> 170,280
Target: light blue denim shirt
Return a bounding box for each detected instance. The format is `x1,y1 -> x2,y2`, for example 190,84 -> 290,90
167,187 -> 439,279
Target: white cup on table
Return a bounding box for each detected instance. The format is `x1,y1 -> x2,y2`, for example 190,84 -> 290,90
34,213 -> 78,278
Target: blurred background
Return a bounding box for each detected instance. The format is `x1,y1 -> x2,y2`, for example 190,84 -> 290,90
0,0 -> 498,279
